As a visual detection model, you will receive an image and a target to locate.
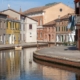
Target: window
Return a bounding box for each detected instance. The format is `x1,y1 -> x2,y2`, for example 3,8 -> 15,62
0,21 -> 2,28
29,24 -> 32,29
52,34 -> 54,39
23,34 -> 25,41
0,35 -> 2,41
59,27 -> 60,31
40,32 -> 42,38
4,21 -> 6,29
60,8 -> 62,12
0,21 -> 1,29
23,24 -> 25,31
64,26 -> 65,31
77,2 -> 79,8
66,27 -> 68,31
40,18 -> 42,25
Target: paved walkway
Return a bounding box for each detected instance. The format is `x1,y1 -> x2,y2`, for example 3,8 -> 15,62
0,42 -> 48,50
36,46 -> 80,62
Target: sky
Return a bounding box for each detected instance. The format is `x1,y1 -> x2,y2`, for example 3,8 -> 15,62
0,0 -> 74,12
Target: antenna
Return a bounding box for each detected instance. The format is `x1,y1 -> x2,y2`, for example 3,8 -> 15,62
8,4 -> 10,9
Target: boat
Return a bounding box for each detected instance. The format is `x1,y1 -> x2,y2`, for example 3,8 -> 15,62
15,46 -> 22,50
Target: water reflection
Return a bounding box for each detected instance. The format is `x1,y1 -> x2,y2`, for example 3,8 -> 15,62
0,47 -> 79,80
43,66 -> 76,80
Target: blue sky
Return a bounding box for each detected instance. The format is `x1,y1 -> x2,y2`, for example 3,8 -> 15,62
0,0 -> 74,12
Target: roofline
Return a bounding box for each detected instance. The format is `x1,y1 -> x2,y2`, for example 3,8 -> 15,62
43,23 -> 56,26
2,8 -> 26,17
23,2 -> 61,15
26,16 -> 38,22
43,2 -> 61,11
0,13 -> 8,16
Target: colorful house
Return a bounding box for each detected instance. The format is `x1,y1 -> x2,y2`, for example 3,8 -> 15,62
55,14 -> 75,43
6,16 -> 20,44
23,2 -> 74,42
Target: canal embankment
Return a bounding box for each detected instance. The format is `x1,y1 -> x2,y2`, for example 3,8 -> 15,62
33,46 -> 80,68
0,42 -> 48,50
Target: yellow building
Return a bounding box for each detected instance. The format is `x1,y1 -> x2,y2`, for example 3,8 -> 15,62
6,18 -> 20,44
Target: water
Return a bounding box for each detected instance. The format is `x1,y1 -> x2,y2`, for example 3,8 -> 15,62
0,47 -> 79,80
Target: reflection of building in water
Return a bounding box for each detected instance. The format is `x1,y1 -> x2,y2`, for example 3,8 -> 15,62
0,50 -> 21,80
23,48 -> 37,72
43,66 -> 76,80
0,51 -> 7,79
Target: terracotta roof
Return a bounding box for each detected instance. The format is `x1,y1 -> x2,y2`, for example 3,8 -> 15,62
0,12 -> 8,16
23,2 -> 60,15
2,8 -> 26,17
7,15 -> 19,20
26,16 -> 38,22
61,13 -> 75,19
55,13 -> 75,21
43,20 -> 56,26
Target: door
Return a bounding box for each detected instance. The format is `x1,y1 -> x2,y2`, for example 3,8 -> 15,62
49,34 -> 51,41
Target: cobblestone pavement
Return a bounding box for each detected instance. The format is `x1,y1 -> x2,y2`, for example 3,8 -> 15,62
37,46 -> 80,62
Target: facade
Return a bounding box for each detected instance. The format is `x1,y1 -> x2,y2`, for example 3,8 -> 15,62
55,14 -> 75,43
20,16 -> 38,43
37,27 -> 44,41
43,21 -> 56,42
0,13 -> 7,44
2,9 -> 24,44
74,0 -> 80,49
20,15 -> 26,43
25,17 -> 38,43
6,16 -> 20,44
23,2 -> 74,42
2,8 -> 38,43
23,2 -> 74,25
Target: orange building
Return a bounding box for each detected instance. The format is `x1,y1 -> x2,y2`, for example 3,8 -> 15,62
74,0 -> 80,50
23,2 -> 74,42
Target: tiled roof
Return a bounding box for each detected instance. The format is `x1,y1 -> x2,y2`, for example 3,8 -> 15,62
43,13 -> 75,26
0,12 -> 8,16
7,15 -> 19,20
26,16 -> 38,22
23,2 -> 60,15
43,20 -> 56,26
55,13 -> 75,21
2,8 -> 26,17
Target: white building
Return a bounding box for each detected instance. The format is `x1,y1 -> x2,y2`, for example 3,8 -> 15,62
20,16 -> 38,43
2,8 -> 38,43
25,17 -> 38,43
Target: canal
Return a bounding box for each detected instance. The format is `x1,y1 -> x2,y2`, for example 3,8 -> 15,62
0,46 -> 80,80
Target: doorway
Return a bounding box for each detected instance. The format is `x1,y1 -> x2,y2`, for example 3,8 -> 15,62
49,34 -> 51,41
